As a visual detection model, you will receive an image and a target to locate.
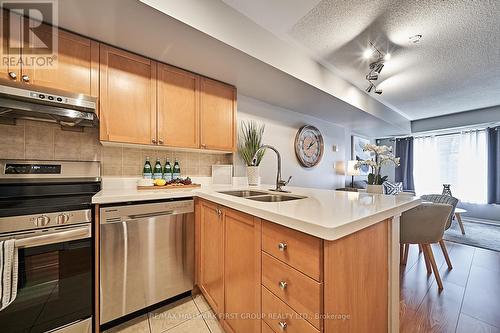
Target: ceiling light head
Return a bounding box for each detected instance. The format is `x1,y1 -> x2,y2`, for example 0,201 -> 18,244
363,48 -> 374,59
409,34 -> 422,44
374,63 -> 384,74
384,53 -> 391,61
375,88 -> 383,95
366,83 -> 375,93
366,73 -> 378,80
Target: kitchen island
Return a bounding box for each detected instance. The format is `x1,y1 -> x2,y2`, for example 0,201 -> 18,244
93,180 -> 421,333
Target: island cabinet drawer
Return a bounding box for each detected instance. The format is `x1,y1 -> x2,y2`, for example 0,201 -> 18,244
262,286 -> 319,333
262,252 -> 322,330
262,221 -> 322,281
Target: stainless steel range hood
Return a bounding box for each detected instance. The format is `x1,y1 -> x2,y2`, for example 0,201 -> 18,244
0,83 -> 98,127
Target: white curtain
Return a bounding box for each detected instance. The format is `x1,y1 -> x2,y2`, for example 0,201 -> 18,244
413,131 -> 488,204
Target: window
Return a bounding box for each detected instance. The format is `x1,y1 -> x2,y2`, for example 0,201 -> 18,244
413,130 -> 488,204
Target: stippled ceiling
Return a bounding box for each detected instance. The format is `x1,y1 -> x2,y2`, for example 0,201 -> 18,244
222,0 -> 500,120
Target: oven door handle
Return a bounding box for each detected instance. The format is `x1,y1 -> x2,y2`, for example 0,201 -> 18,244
14,225 -> 91,248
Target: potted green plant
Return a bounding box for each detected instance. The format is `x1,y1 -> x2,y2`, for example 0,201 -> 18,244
354,144 -> 400,193
238,120 -> 265,186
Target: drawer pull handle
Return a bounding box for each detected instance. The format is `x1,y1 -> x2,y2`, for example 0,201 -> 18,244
279,281 -> 287,289
278,321 -> 287,330
278,242 -> 287,251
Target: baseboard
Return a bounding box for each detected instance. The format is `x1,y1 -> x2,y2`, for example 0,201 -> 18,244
461,216 -> 500,226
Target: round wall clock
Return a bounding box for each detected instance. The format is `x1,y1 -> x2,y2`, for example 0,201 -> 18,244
294,125 -> 324,168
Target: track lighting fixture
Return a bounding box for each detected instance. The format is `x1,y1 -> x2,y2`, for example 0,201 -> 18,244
364,41 -> 389,95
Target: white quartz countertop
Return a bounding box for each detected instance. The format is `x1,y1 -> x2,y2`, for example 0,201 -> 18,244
93,178 -> 421,240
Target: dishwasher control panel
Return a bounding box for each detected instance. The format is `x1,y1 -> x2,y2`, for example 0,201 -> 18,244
100,199 -> 194,224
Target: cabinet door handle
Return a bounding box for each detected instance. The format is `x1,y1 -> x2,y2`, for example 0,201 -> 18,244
8,72 -> 17,80
278,281 -> 287,290
151,139 -> 157,144
22,74 -> 30,82
158,139 -> 164,145
278,242 -> 287,251
278,321 -> 287,330
201,144 -> 206,149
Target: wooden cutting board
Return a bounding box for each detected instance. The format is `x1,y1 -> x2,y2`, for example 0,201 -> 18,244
137,183 -> 201,190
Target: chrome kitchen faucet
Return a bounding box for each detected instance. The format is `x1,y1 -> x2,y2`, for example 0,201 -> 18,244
252,145 -> 292,192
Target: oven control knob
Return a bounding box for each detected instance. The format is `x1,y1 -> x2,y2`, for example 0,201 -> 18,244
57,214 -> 70,225
35,215 -> 50,227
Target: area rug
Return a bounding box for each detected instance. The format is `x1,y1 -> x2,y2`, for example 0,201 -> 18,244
444,220 -> 500,252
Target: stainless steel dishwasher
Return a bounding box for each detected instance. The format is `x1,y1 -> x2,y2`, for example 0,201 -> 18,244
99,199 -> 194,324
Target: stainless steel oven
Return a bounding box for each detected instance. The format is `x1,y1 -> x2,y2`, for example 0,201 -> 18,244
0,220 -> 92,333
0,160 -> 100,333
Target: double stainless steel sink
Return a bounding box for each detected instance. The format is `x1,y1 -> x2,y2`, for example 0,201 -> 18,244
218,190 -> 306,202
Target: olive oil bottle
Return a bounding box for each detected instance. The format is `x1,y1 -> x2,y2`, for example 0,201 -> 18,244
172,159 -> 181,180
153,158 -> 163,179
163,158 -> 172,182
143,157 -> 152,179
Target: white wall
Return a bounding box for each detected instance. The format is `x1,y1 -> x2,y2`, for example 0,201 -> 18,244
235,95 -> 347,190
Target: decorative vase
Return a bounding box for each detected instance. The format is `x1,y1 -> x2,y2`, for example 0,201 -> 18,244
246,166 -> 260,186
366,184 -> 384,194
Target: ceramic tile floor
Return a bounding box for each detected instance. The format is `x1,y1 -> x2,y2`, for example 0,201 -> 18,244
104,294 -> 224,333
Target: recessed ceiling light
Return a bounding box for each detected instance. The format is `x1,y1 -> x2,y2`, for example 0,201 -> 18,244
363,48 -> 374,59
409,34 -> 422,44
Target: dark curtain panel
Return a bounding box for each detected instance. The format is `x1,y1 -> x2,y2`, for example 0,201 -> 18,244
395,137 -> 415,191
488,127 -> 500,204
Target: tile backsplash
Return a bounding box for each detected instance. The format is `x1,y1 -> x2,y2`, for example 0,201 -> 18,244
0,120 -> 232,177
101,146 -> 232,177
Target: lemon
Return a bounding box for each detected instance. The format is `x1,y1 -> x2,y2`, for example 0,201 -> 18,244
154,179 -> 166,186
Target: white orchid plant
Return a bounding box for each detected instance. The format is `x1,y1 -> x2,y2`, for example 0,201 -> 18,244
354,144 -> 401,185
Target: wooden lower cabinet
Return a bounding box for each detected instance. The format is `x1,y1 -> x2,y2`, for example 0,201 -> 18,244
262,252 -> 322,330
262,286 -> 319,333
197,200 -> 391,333
198,199 -> 261,333
198,200 -> 224,314
222,209 -> 261,333
262,220 -> 322,281
323,220 -> 389,333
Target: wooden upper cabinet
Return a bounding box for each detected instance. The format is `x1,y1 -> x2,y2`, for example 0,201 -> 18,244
22,24 -> 98,96
223,209 -> 261,333
157,64 -> 200,148
99,45 -> 157,145
200,77 -> 236,151
199,200 -> 224,315
0,9 -> 21,82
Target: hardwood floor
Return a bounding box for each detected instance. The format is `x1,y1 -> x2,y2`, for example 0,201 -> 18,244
400,241 -> 500,332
